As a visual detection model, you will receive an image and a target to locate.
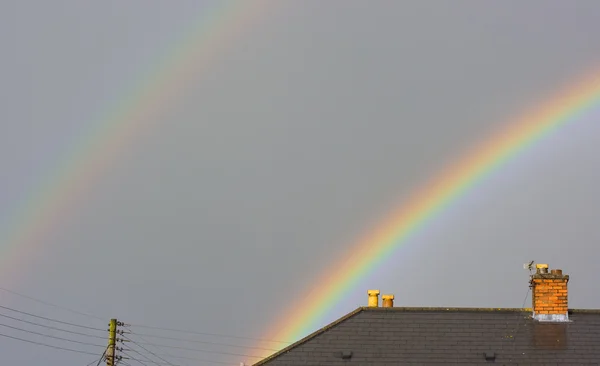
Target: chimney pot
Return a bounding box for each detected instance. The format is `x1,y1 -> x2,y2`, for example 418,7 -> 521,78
551,269 -> 563,275
536,263 -> 549,274
382,294 -> 394,308
367,290 -> 380,307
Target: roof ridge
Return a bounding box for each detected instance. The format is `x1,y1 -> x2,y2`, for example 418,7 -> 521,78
360,307 -> 600,313
361,306 -> 532,312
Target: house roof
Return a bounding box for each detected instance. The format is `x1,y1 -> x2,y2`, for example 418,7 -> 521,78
253,307 -> 600,365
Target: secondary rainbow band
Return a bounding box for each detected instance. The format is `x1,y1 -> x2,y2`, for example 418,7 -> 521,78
0,1 -> 269,279
258,70 -> 600,355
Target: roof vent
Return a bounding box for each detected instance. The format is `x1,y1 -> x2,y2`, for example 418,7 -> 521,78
338,351 -> 353,359
484,351 -> 496,361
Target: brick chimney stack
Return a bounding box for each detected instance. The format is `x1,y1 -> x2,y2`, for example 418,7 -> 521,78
530,264 -> 569,322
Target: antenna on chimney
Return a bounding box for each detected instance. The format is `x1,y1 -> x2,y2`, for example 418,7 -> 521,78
523,260 -> 535,273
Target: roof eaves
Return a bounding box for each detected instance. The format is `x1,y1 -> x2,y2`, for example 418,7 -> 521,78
252,307 -> 365,366
568,308 -> 600,314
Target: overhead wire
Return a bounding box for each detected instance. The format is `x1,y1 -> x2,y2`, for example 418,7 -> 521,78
96,355 -> 108,366
126,333 -> 265,359
128,330 -> 278,351
95,345 -> 109,366
0,285 -> 283,365
122,348 -> 231,365
0,288 -> 209,365
133,333 -> 190,366
0,321 -> 105,348
120,351 -> 147,366
129,323 -> 290,344
0,303 -> 280,361
133,352 -> 256,363
85,358 -> 101,366
0,311 -> 106,339
0,299 -> 108,360
123,335 -> 177,366
126,333 -> 245,366
1,285 -> 284,348
0,304 -> 105,332
0,327 -> 251,365
121,350 -> 232,366
85,345 -> 109,366
122,336 -> 177,366
121,349 -> 160,366
0,331 -> 98,356
0,286 -> 105,320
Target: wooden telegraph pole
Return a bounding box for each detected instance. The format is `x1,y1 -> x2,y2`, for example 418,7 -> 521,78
106,318 -> 118,366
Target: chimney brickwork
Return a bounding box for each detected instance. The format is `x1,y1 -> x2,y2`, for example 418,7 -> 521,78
530,264 -> 569,322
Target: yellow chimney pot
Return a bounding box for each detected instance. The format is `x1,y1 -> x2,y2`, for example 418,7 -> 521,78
367,289 -> 380,307
382,294 -> 395,308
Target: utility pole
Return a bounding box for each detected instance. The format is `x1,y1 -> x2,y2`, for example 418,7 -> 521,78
107,318 -> 118,366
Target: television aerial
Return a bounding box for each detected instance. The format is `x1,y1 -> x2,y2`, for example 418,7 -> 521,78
523,260 -> 535,272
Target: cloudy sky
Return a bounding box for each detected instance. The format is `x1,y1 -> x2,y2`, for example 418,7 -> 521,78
1,1 -> 600,365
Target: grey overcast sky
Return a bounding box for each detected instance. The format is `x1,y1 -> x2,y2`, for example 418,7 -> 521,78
1,1 -> 600,365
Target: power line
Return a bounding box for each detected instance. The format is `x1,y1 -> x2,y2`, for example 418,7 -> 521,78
126,334 -> 265,359
122,350 -> 232,366
96,347 -> 109,366
0,311 -> 105,339
0,286 -> 283,365
0,286 -> 104,320
86,358 -> 101,366
1,286 -> 287,346
121,349 -> 160,366
133,333 -> 187,366
85,345 -> 109,366
0,322 -> 105,348
121,354 -> 147,366
0,302 -> 252,365
123,335 -> 177,366
130,323 -> 290,344
129,330 -> 278,351
0,331 -> 98,356
138,351 -> 257,363
124,337 -> 236,366
0,304 -> 104,332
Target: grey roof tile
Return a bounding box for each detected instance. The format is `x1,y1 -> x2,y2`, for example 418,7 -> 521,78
254,307 -> 600,366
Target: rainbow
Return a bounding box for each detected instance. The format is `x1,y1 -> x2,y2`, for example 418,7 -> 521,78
256,69 -> 600,356
0,1 -> 273,279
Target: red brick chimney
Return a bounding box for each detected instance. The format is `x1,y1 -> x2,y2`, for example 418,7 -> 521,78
530,264 -> 569,322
